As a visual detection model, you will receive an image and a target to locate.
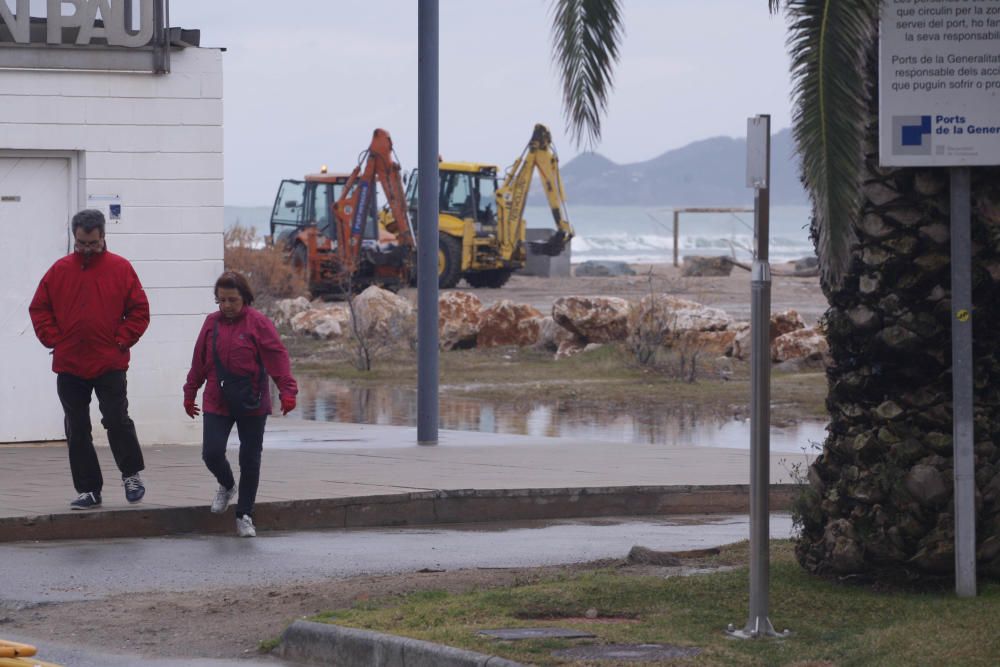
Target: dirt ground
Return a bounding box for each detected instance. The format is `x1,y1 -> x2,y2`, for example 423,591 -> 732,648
7,559 -> 669,661
399,262 -> 828,326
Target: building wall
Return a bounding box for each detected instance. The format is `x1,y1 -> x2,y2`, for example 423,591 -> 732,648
0,47 -> 224,444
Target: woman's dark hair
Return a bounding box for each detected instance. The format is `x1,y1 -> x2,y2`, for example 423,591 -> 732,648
214,271 -> 254,306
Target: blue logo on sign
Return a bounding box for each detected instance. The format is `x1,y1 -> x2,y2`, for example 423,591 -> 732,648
892,115 -> 933,155
901,115 -> 932,146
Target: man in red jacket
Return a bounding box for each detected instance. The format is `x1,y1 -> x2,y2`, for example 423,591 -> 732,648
29,209 -> 151,510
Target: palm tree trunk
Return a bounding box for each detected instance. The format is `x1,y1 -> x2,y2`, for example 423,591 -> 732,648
795,45 -> 1000,578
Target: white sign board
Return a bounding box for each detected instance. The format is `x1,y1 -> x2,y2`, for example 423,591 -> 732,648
87,194 -> 123,224
879,0 -> 1000,166
746,116 -> 769,189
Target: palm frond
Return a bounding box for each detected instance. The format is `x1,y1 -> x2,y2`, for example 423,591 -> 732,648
784,0 -> 878,287
549,0 -> 624,150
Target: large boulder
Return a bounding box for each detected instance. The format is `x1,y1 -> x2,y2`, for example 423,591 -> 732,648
555,338 -> 587,360
574,260 -> 636,277
681,255 -> 733,277
552,296 -> 630,343
771,326 -> 829,362
270,296 -> 312,329
732,311 -> 809,360
351,286 -> 416,349
438,291 -> 482,350
771,309 -> 807,339
730,323 -> 752,360
676,330 -> 739,357
290,304 -> 350,339
477,300 -> 543,347
536,315 -> 581,353
627,295 -> 731,342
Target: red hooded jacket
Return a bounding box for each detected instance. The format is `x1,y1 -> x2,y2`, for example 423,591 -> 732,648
29,250 -> 150,379
183,308 -> 297,417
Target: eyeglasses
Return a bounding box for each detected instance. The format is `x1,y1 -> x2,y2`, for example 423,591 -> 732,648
74,239 -> 104,250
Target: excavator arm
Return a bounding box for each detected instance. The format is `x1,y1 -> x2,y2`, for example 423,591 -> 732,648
333,128 -> 415,277
496,123 -> 574,258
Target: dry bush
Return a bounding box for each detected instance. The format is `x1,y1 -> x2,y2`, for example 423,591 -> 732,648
628,268 -> 704,382
224,225 -> 306,305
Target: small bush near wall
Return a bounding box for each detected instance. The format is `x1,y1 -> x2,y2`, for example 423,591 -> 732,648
224,225 -> 306,305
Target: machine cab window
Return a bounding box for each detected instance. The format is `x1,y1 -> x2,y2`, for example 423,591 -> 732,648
270,179 -> 305,245
306,182 -> 334,240
474,174 -> 497,226
440,171 -> 474,219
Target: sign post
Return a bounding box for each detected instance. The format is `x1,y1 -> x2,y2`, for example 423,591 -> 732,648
879,0 -> 998,597
416,0 -> 440,445
727,114 -> 789,640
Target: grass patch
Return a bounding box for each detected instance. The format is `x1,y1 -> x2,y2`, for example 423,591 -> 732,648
309,540 -> 1000,666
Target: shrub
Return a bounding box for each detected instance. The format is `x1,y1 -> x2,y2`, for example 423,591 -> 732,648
223,225 -> 306,304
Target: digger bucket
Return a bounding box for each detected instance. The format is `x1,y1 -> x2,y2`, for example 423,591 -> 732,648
527,231 -> 569,257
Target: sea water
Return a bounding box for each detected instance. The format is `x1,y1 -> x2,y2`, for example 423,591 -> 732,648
227,204 -> 816,265
528,204 -> 815,265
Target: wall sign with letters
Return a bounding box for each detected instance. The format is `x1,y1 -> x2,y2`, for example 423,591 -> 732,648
0,0 -> 170,72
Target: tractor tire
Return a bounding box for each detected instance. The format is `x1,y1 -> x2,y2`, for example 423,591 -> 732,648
464,268 -> 513,289
438,233 -> 463,289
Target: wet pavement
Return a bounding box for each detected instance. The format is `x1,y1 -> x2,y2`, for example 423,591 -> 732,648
0,419 -> 815,521
0,514 -> 794,605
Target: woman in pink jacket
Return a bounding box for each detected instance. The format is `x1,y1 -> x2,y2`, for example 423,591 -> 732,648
183,271 -> 298,537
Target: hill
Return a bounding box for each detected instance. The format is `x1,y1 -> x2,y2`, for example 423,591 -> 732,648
540,127 -> 807,207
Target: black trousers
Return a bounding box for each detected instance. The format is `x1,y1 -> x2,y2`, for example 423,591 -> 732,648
56,371 -> 145,495
201,412 -> 267,518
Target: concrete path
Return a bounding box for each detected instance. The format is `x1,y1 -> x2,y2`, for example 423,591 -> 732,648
0,418 -> 814,539
0,515 -> 795,604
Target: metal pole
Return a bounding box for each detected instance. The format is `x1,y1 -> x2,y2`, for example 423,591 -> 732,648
728,114 -> 786,639
950,167 -> 976,597
673,210 -> 679,268
416,0 -> 440,445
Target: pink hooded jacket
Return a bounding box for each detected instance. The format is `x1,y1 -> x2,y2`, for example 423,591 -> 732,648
183,308 -> 297,417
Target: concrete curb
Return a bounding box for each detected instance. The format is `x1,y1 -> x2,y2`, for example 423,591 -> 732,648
0,484 -> 802,543
278,619 -> 524,667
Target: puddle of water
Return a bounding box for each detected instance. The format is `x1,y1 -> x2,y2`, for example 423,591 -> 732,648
281,377 -> 827,453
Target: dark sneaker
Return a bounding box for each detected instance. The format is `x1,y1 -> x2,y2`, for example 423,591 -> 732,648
70,491 -> 102,510
123,474 -> 145,504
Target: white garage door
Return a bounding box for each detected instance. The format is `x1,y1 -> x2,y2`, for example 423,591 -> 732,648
0,156 -> 71,441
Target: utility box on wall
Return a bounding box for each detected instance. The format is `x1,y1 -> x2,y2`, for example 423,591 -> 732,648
0,2 -> 222,444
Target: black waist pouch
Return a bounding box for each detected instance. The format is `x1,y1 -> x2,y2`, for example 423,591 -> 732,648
213,321 -> 267,416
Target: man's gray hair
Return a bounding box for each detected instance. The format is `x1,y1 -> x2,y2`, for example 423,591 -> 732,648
71,209 -> 106,235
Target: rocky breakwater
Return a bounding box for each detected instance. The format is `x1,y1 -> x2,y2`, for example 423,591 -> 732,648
271,289 -> 828,367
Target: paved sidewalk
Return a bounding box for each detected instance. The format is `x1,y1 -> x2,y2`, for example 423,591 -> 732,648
0,418 -> 813,538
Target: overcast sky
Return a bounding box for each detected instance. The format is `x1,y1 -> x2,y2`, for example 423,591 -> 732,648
167,1 -> 794,206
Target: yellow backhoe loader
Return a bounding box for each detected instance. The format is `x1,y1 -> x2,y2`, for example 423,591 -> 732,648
403,123 -> 574,288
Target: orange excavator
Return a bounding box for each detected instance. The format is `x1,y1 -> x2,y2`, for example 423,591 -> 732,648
332,128 -> 415,284
269,129 -> 414,297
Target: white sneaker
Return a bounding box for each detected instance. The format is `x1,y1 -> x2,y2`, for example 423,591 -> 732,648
236,514 -> 256,538
210,484 -> 237,514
